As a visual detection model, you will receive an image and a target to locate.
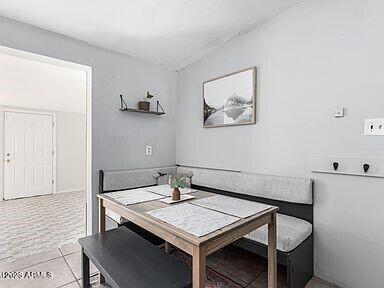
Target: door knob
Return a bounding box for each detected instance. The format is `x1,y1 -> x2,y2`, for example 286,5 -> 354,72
6,159 -> 10,163
6,153 -> 10,156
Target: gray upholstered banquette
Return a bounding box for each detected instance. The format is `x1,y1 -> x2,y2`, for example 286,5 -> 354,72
99,165 -> 314,288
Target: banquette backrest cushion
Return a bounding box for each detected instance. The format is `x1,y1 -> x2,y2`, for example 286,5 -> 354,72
102,166 -> 177,192
177,166 -> 313,205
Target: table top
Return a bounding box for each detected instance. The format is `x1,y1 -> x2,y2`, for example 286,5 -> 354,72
98,190 -> 278,247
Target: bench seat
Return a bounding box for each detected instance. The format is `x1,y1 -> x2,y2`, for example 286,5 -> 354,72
79,226 -> 191,288
244,213 -> 312,252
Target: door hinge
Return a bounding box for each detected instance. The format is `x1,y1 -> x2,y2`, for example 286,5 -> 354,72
52,150 -> 55,156
52,179 -> 55,185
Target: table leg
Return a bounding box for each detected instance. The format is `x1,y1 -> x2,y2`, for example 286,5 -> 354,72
98,198 -> 106,284
192,245 -> 206,288
99,198 -> 106,233
268,212 -> 277,288
81,248 -> 90,288
165,242 -> 172,254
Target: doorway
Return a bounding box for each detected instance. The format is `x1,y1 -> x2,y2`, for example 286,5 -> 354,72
0,45 -> 92,262
4,110 -> 56,200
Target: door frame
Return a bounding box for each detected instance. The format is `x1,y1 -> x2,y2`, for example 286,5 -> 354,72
1,108 -> 57,198
0,45 -> 93,235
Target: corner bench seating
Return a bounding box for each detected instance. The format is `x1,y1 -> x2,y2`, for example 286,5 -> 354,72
99,165 -> 314,288
79,226 -> 192,288
245,213 -> 312,252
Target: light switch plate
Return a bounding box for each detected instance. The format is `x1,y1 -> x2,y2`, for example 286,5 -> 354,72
365,118 -> 384,136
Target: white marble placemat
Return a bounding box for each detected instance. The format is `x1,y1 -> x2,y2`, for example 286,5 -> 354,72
147,203 -> 239,237
144,184 -> 197,196
104,188 -> 165,205
191,195 -> 273,218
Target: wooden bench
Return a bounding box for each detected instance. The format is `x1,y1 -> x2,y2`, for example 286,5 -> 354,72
78,226 -> 192,288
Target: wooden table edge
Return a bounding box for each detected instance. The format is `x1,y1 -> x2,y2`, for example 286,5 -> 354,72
97,193 -> 277,247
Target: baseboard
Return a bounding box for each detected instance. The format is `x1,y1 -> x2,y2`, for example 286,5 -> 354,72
55,188 -> 85,194
314,272 -> 349,288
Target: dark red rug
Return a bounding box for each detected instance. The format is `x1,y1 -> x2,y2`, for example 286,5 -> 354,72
169,245 -> 287,288
171,248 -> 242,288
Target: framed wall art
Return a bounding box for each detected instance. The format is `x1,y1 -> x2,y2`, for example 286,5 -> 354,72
203,67 -> 256,128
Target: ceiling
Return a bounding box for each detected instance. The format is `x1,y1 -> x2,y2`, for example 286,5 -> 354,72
0,0 -> 299,71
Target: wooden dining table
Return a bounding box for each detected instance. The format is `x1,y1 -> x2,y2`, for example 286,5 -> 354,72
97,189 -> 278,288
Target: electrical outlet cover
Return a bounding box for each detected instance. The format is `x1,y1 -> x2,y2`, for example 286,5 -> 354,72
365,118 -> 384,136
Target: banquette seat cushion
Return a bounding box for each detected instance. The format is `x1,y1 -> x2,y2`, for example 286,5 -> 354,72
244,213 -> 312,252
177,166 -> 313,253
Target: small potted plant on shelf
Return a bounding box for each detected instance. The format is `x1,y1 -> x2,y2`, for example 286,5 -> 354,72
138,91 -> 154,111
169,174 -> 187,201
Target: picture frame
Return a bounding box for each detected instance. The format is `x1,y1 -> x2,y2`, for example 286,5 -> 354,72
203,67 -> 256,128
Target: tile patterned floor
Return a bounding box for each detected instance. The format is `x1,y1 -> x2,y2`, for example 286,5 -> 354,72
0,190 -> 86,262
0,242 -> 99,288
0,190 -> 338,288
0,241 -> 340,288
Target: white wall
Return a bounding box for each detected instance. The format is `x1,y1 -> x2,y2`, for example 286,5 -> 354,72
177,1 -> 384,287
0,53 -> 86,113
56,111 -> 86,193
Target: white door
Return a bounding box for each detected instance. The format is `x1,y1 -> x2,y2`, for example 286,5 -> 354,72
4,112 -> 54,200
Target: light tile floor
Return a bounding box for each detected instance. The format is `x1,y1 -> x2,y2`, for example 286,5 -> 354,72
0,242 -> 99,288
0,190 -> 86,262
0,241 -> 340,288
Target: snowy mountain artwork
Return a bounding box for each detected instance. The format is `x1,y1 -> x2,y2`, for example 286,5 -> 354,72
203,67 -> 256,127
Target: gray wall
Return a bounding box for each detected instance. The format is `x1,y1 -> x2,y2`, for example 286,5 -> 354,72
177,0 -> 384,287
0,16 -> 177,233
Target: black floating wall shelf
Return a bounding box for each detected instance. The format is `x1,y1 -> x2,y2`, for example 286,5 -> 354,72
119,107 -> 165,115
119,95 -> 165,115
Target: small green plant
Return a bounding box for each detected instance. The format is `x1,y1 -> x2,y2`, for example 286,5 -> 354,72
146,91 -> 154,99
169,174 -> 187,189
